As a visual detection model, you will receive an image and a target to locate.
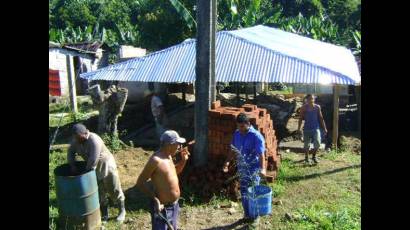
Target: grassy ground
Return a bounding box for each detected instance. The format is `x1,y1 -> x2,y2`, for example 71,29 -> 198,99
49,145 -> 360,230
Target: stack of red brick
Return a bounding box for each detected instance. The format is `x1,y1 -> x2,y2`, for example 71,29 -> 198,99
182,101 -> 280,201
208,100 -> 280,177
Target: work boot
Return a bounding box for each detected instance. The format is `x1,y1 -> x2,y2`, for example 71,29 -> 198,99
304,155 -> 310,164
312,156 -> 319,164
116,200 -> 126,223
101,204 -> 109,223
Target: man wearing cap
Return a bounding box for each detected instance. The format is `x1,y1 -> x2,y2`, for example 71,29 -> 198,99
297,94 -> 328,164
222,113 -> 266,224
67,123 -> 126,223
136,130 -> 189,230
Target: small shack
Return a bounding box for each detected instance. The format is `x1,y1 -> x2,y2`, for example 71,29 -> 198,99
49,41 -> 107,97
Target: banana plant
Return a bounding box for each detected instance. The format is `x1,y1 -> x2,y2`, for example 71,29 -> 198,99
352,30 -> 361,55
168,0 -> 197,29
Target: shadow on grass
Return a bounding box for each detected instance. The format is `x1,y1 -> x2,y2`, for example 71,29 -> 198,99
283,164 -> 361,182
123,184 -> 152,213
202,218 -> 249,230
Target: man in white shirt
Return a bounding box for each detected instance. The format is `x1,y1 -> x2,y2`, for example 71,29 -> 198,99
150,91 -> 167,139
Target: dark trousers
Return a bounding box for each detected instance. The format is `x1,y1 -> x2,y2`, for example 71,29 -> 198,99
150,199 -> 179,230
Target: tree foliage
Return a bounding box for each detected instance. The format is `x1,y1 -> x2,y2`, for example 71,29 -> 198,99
49,0 -> 360,56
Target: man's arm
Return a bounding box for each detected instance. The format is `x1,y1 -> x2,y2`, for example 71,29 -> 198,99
86,138 -> 101,171
255,134 -> 266,176
318,105 -> 328,134
136,156 -> 159,199
223,138 -> 238,172
298,106 -> 305,132
136,156 -> 164,212
67,144 -> 76,166
67,144 -> 78,173
175,148 -> 189,175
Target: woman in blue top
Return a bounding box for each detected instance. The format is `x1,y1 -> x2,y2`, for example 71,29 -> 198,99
222,113 -> 266,223
298,94 -> 328,164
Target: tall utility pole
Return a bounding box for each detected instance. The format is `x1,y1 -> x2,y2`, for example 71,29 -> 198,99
210,0 -> 217,102
194,0 -> 217,166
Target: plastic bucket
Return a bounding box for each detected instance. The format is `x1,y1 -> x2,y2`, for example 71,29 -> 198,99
247,185 -> 272,218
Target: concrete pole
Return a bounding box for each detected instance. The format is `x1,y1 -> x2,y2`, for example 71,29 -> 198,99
253,82 -> 257,103
332,84 -> 340,149
194,0 -> 215,166
66,55 -> 78,113
210,0 -> 217,102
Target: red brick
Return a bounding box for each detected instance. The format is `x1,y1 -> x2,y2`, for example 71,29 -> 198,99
211,100 -> 221,109
259,108 -> 267,117
208,110 -> 221,119
221,111 -> 237,120
224,106 -> 243,112
242,104 -> 254,112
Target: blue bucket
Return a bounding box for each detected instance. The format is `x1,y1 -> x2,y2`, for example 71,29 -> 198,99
247,185 -> 272,218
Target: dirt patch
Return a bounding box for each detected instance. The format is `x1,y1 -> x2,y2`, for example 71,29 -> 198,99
114,147 -> 152,188
110,147 -> 275,230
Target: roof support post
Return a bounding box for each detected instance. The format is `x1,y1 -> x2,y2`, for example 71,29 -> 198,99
332,84 -> 340,149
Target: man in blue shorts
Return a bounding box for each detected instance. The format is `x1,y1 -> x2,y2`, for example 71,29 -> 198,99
298,94 -> 328,164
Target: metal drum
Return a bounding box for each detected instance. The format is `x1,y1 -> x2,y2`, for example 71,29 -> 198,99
54,161 -> 101,230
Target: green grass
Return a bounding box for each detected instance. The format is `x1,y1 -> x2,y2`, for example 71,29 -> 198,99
49,148 -> 67,230
266,150 -> 361,230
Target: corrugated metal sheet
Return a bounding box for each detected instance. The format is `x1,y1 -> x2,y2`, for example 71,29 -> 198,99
80,25 -> 360,85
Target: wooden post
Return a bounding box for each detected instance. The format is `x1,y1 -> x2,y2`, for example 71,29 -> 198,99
66,55 -> 78,113
253,82 -> 257,103
236,82 -> 240,107
182,83 -> 186,105
356,85 -> 361,134
332,84 -> 340,149
245,83 -> 249,101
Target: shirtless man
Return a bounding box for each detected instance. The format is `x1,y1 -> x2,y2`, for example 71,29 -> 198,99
136,130 -> 189,230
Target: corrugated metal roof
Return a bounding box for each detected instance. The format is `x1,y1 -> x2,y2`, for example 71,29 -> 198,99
63,41 -> 103,54
80,25 -> 361,85
49,41 -> 61,48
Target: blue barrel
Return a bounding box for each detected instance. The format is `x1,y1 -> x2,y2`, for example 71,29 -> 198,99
54,162 -> 100,217
247,185 -> 272,218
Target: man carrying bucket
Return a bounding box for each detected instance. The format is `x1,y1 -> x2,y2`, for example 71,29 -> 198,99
222,113 -> 267,224
67,123 -> 126,223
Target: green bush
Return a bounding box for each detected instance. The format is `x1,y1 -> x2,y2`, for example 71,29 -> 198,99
101,132 -> 124,153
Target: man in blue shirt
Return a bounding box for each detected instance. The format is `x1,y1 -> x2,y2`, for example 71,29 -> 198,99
298,94 -> 328,164
222,113 -> 266,222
